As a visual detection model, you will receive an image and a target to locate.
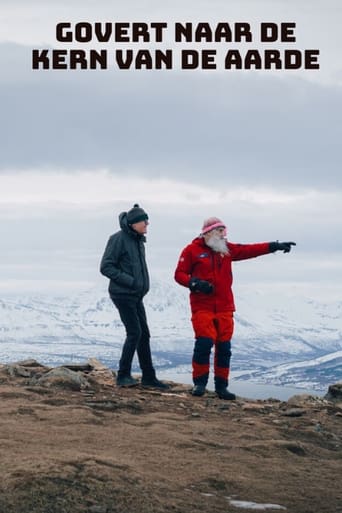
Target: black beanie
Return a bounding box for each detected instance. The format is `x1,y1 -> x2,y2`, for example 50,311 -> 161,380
127,204 -> 149,225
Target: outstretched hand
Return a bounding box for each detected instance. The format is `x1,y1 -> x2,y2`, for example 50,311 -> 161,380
270,241 -> 296,253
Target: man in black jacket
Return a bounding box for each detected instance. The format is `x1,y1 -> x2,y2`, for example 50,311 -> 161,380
100,204 -> 168,389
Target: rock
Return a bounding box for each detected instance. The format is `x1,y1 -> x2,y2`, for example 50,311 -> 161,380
88,506 -> 107,513
276,441 -> 307,456
287,394 -> 316,405
85,400 -> 120,411
242,402 -> 274,413
88,358 -> 109,371
4,360 -> 49,379
7,365 -> 32,378
281,408 -> 306,417
324,382 -> 342,402
15,359 -> 46,368
87,358 -> 116,388
63,363 -> 93,372
286,443 -> 307,456
217,404 -> 230,411
31,367 -> 90,391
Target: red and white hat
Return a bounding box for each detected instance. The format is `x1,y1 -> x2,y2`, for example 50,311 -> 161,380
201,217 -> 227,236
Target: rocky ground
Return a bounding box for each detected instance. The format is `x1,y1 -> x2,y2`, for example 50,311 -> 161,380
0,359 -> 341,513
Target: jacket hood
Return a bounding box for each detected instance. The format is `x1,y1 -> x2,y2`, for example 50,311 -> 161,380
119,211 -> 129,231
119,212 -> 146,241
192,236 -> 206,247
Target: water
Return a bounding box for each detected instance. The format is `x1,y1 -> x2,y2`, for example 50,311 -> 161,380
157,367 -> 324,401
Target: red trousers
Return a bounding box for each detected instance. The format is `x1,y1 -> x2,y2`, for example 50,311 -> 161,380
191,310 -> 234,387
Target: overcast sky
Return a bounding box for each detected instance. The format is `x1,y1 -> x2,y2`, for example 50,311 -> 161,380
0,0 -> 341,297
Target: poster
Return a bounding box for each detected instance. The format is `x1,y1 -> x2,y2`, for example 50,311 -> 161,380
1,1 -> 341,395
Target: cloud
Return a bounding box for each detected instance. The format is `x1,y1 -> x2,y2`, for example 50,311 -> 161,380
1,43 -> 341,190
1,169 -> 339,210
0,168 -> 340,293
1,2 -> 341,294
1,170 -> 341,252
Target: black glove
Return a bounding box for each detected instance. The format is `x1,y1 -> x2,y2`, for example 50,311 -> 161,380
269,241 -> 296,253
189,277 -> 214,294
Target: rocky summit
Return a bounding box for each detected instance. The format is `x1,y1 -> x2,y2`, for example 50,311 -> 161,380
0,359 -> 341,513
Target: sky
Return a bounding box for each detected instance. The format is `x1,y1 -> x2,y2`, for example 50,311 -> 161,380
0,0 -> 341,298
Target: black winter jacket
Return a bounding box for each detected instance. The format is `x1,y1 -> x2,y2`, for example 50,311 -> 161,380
100,212 -> 150,298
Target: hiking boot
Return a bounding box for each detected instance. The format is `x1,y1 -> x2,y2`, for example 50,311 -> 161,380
116,375 -> 138,387
215,387 -> 236,400
141,377 -> 170,389
191,385 -> 206,397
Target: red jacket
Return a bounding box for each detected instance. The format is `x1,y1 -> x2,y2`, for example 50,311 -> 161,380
174,237 -> 271,313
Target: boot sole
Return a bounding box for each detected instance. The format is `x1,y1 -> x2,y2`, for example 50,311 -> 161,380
116,382 -> 138,387
191,389 -> 206,397
216,393 -> 236,400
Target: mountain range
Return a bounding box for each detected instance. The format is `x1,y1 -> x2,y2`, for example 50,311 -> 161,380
0,278 -> 341,392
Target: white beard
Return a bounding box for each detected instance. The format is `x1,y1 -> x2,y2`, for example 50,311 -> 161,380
206,234 -> 229,254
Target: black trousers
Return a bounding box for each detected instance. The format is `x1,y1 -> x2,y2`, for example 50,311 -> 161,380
111,296 -> 155,378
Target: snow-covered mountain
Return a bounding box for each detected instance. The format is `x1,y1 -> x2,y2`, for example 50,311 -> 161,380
0,279 -> 341,391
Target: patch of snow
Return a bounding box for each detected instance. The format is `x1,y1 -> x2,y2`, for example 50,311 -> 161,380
228,499 -> 286,510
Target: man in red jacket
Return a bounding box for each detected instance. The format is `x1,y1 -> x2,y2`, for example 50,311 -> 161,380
174,217 -> 295,400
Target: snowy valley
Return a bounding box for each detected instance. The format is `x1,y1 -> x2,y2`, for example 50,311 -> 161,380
0,278 -> 341,393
